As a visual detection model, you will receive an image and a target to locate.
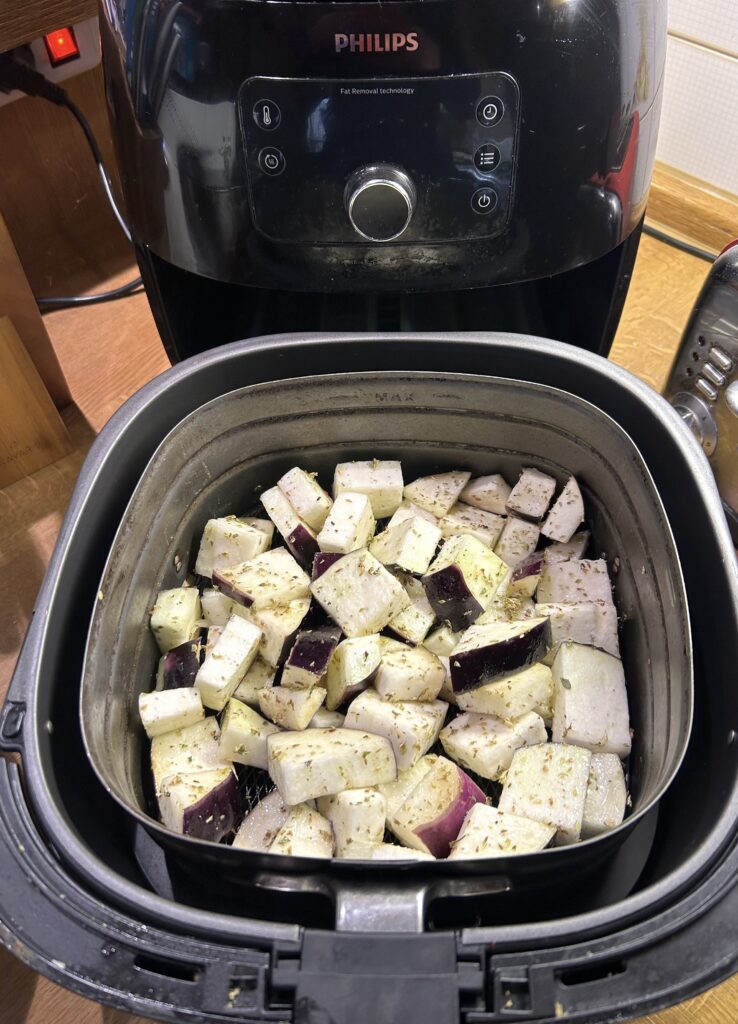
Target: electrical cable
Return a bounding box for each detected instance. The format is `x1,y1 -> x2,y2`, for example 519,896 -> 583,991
643,222 -> 716,264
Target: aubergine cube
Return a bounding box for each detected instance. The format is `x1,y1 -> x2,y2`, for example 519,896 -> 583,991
139,687 -> 205,739
498,743 -> 592,845
310,707 -> 346,728
507,553 -> 544,597
386,500 -> 439,530
494,516 -> 540,569
543,530 -> 590,563
281,625 -> 342,690
536,600 -> 620,659
285,523 -> 320,570
423,624 -> 462,657
403,470 -> 471,518
477,594 -> 536,624
344,689 -> 447,771
150,586 -> 202,654
312,551 -> 345,579
449,617 -> 550,692
506,468 -> 557,521
438,503 -> 505,548
259,685 -> 327,731
277,466 -> 333,531
158,765 -> 240,842
422,534 -> 508,630
218,697 -> 279,769
325,634 -> 382,710
270,804 -> 335,858
232,656 -> 276,706
439,710 -> 547,781
582,753 -> 627,837
195,613 -> 262,711
456,663 -> 554,721
318,788 -> 386,858
213,548 -> 310,609
448,803 -> 555,859
460,474 -> 511,515
201,587 -> 238,627
232,790 -> 289,851
250,595 -> 312,667
541,476 -> 585,543
194,516 -> 272,579
332,460 -> 404,518
150,716 -> 225,794
161,639 -> 202,689
374,639 -> 447,702
370,515 -> 441,575
387,572 -> 436,645
310,548 -> 409,637
317,491 -> 376,554
551,642 -> 631,757
537,558 -> 612,605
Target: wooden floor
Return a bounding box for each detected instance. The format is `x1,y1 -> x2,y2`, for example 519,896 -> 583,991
0,234 -> 734,1024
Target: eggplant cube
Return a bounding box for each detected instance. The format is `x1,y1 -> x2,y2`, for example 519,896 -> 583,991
438,504 -> 505,548
312,551 -> 345,579
281,625 -> 342,690
249,595 -> 311,667
370,516 -> 442,575
403,470 -> 471,518
232,790 -> 288,852
387,573 -> 436,645
201,588 -> 238,627
150,716 -> 224,794
161,639 -> 202,690
139,687 -> 204,739
344,689 -> 447,771
507,553 -> 544,598
325,634 -> 382,710
267,728 -> 397,805
332,460 -> 404,518
369,844 -> 435,861
551,642 -> 631,757
203,627 -> 223,659
448,804 -> 555,859
494,516 -> 540,569
540,476 -> 585,543
270,804 -> 335,858
506,468 -> 557,521
195,613 -> 262,711
536,558 -> 612,605
214,548 -> 310,609
389,755 -> 486,858
422,534 -> 508,630
317,491 -> 375,554
278,466 -> 333,531
310,548 -> 409,637
259,685 -> 327,731
460,474 -> 511,515
387,500 -> 439,530
544,531 -> 590,563
456,663 -> 554,721
310,708 -> 346,728
158,765 -> 240,842
374,641 -> 447,702
219,697 -> 279,769
259,485 -> 318,569
233,656 -> 276,707
477,594 -> 536,624
150,587 -> 201,653
423,624 -> 462,657
440,710 -> 546,781
379,754 -> 439,818
536,601 -> 620,659
318,788 -> 387,857
498,743 -> 592,845
582,753 -> 628,837
449,617 -> 550,692
195,516 -> 272,579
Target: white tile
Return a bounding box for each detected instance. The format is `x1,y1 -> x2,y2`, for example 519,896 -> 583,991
656,36 -> 738,194
668,0 -> 738,57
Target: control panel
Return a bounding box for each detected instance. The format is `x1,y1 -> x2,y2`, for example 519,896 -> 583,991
240,73 -> 519,244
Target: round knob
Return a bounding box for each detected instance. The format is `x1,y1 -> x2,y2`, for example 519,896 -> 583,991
346,165 -> 416,242
670,391 -> 718,457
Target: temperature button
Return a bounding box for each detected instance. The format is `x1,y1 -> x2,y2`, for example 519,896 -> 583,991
253,99 -> 281,131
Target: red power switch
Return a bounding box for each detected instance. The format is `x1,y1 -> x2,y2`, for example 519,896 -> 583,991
43,27 -> 80,67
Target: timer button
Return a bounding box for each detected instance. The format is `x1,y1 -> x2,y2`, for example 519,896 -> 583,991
258,147 -> 286,176
346,165 -> 416,242
476,96 -> 504,127
253,99 -> 281,131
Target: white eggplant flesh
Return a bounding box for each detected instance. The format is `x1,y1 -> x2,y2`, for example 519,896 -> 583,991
370,515 -> 442,575
158,765 -> 240,841
344,689 -> 447,771
439,503 -> 505,548
204,627 -> 223,658
267,727 -> 396,804
232,656 -> 276,706
310,548 -> 409,637
506,468 -> 557,521
374,641 -> 446,702
195,613 -> 262,711
195,517 -> 271,579
403,470 -> 471,518
259,485 -> 318,569
219,697 -> 279,769
151,717 -> 224,794
281,625 -> 342,690
214,548 -> 311,609
448,803 -> 555,859
460,474 -> 511,515
277,466 -> 333,531
544,531 -> 590,563
498,742 -> 592,845
232,790 -> 289,851
369,843 -> 435,861
541,476 -> 585,543
325,633 -> 382,710
536,601 -> 620,659
150,587 -> 201,653
449,617 -> 550,692
317,491 -> 376,554
249,596 -> 311,667
200,588 -> 240,627
440,710 -> 547,781
422,534 -> 508,630
507,553 -> 544,598
477,594 -> 536,624
270,804 -> 335,858
259,685 -> 327,731
139,687 -> 204,739
582,753 -> 628,837
437,656 -> 457,704
386,500 -> 439,529
536,558 -> 612,605
310,707 -> 345,728
423,624 -> 462,657
332,460 -> 404,518
456,663 -> 554,722
317,788 -> 386,856
551,642 -> 631,757
379,754 -> 439,818
387,573 -> 436,645
494,516 -> 540,569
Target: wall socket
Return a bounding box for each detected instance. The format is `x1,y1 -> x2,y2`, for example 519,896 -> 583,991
0,17 -> 101,108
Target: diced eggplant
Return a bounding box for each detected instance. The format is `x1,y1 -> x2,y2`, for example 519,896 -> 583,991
270,803 -> 335,858
438,503 -> 505,548
204,626 -> 223,658
456,663 -> 554,722
551,642 -> 631,757
317,491 -> 376,554
150,717 -> 224,794
139,687 -> 205,739
403,471 -> 471,518
379,754 -> 439,818
219,697 -> 279,768
333,460 -> 404,518
423,624 -> 462,657
311,548 -> 409,637
281,625 -> 342,690
387,572 -> 436,645
232,790 -> 288,851
214,548 -> 310,609
150,587 -> 202,653
370,515 -> 441,575
232,656 -> 276,706
160,639 -> 202,690
448,803 -> 555,859
439,710 -> 547,781
477,594 -> 536,624
369,843 -> 435,861
422,534 -> 508,630
310,707 -> 345,728
154,656 -> 166,690
195,516 -> 272,579
278,467 -> 333,531
267,728 -> 397,805
536,558 -> 612,605
312,551 -> 344,579
437,656 -> 457,705
460,474 -> 511,515
507,553 -> 544,598
201,587 -> 238,627
158,765 -> 240,841
540,476 -> 585,543
317,788 -> 386,857
249,596 -> 311,667
494,516 -> 540,569
195,613 -> 262,711
506,468 -> 557,521
325,634 -> 382,710
582,753 -> 628,837
498,743 -> 592,845
285,523 -> 320,570
344,689 -> 447,771
260,484 -> 319,569
374,640 -> 446,702
389,755 -> 485,858
386,500 -> 439,529
536,601 -> 620,659
449,617 -> 550,692
259,685 -> 327,731
544,530 -> 590,563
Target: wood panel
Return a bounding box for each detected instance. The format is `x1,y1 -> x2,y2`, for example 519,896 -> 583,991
0,0 -> 97,55
648,161 -> 738,256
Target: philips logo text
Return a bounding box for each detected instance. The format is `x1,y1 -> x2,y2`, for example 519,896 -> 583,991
334,32 -> 419,54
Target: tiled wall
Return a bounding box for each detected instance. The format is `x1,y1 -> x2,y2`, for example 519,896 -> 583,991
656,1 -> 738,195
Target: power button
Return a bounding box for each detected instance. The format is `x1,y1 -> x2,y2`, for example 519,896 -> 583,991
471,187 -> 498,215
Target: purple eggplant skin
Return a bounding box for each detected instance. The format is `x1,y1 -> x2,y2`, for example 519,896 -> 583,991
286,624 -> 342,676
451,619 -> 552,693
182,773 -> 241,842
511,554 -> 544,584
338,674 -> 379,712
312,551 -> 345,580
162,638 -> 202,689
286,524 -> 320,570
415,770 -> 487,859
422,565 -> 484,631
211,570 -> 253,608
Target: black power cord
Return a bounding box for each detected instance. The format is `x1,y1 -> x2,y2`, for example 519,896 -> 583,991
0,53 -> 143,309
643,222 -> 716,264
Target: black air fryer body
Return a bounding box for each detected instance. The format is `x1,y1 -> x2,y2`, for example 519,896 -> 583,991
101,0 -> 665,360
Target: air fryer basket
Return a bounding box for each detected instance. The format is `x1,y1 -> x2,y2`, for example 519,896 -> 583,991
1,334 -> 737,1024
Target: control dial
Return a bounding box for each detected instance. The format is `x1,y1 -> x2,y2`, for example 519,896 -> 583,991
345,165 -> 416,242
